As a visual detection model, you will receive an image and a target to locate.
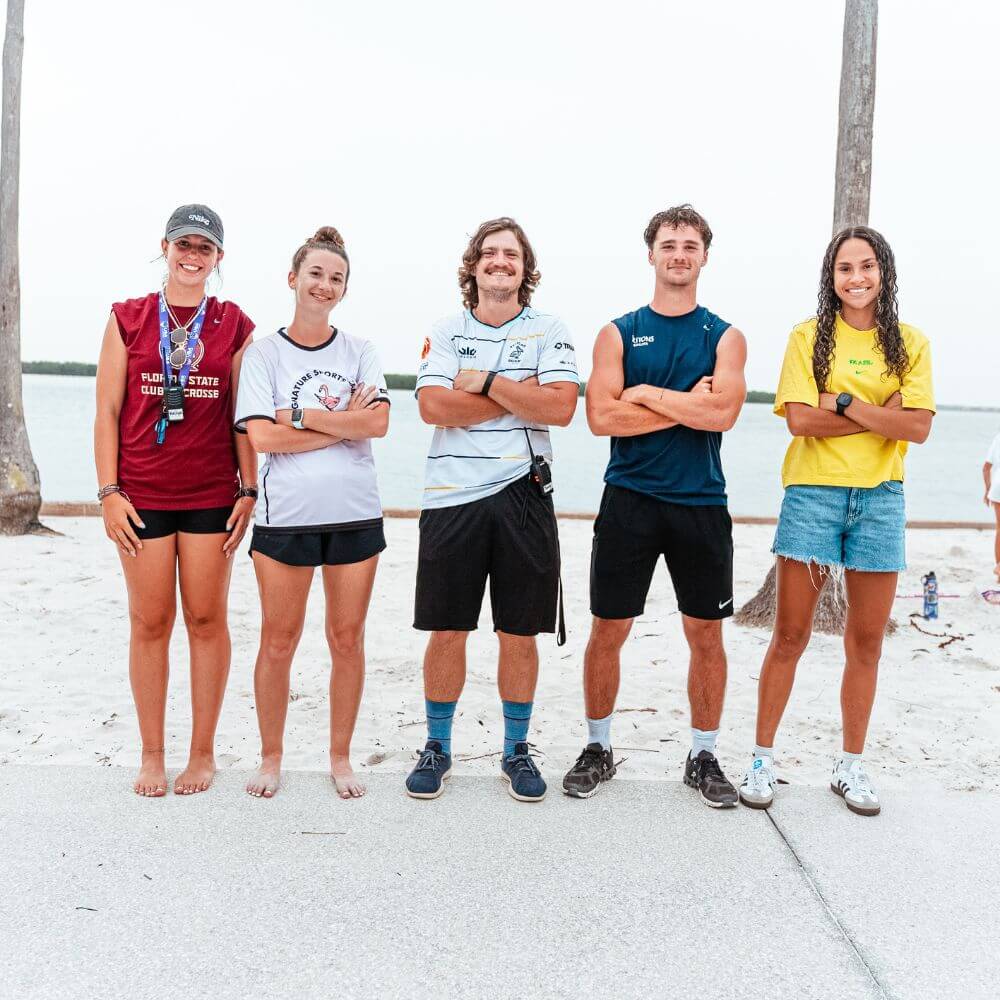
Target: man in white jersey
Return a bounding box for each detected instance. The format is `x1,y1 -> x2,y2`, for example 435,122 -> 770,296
405,217 -> 579,802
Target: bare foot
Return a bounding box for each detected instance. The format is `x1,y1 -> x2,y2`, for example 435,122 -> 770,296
133,750 -> 167,797
330,753 -> 366,799
247,754 -> 282,799
174,751 -> 216,795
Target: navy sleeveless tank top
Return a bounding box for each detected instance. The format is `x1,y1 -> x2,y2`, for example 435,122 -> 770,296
604,304 -> 730,506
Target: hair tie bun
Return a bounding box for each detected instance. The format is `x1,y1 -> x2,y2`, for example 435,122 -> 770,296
312,226 -> 345,250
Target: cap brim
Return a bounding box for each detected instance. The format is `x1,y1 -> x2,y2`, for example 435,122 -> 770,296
165,225 -> 223,249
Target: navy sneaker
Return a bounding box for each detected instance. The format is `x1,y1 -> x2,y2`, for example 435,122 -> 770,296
501,741 -> 546,802
405,740 -> 452,799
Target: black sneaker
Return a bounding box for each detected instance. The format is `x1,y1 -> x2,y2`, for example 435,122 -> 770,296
405,740 -> 452,799
562,742 -> 617,798
683,750 -> 738,808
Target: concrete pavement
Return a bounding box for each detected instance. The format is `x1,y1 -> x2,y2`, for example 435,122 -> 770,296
1,766 -> 994,1000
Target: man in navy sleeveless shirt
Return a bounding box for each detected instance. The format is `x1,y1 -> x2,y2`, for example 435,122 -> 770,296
562,205 -> 748,807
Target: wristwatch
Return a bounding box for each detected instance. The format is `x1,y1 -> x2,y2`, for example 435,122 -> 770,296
291,407 -> 305,430
835,392 -> 854,416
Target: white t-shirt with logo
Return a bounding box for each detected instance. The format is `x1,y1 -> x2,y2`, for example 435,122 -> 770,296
235,328 -> 390,530
415,307 -> 579,509
986,432 -> 1000,502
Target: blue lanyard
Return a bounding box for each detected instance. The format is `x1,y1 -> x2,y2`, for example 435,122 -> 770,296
158,291 -> 207,389
155,291 -> 207,443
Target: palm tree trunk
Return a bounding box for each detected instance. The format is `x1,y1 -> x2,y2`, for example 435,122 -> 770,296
0,0 -> 43,535
737,0 -> 879,635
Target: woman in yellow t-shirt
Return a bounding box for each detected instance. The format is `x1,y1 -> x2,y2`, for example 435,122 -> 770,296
739,226 -> 935,818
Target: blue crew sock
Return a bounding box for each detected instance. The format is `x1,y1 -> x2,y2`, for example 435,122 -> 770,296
690,727 -> 719,760
425,698 -> 457,755
502,700 -> 533,758
587,713 -> 613,751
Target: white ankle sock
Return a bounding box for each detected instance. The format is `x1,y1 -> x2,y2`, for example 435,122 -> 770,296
690,727 -> 719,760
753,744 -> 774,762
586,714 -> 613,751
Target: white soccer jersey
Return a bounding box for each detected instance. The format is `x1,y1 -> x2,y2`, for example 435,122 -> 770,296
235,328 -> 389,530
415,307 -> 579,509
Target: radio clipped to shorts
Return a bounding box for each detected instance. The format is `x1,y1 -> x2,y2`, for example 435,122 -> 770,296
530,452 -> 554,496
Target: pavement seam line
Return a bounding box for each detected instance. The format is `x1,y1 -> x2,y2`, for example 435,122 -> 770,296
765,811 -> 892,1000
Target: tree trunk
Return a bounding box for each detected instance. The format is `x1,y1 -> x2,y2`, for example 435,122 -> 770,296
0,0 -> 42,535
737,0 -> 880,636
832,0 -> 878,233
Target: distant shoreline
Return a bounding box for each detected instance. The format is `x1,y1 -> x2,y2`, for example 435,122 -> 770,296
19,363 -> 1000,412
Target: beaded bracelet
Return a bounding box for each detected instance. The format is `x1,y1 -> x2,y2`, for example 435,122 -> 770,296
97,484 -> 131,503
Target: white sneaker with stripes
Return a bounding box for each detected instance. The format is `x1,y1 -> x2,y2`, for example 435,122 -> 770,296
831,757 -> 881,816
739,755 -> 776,809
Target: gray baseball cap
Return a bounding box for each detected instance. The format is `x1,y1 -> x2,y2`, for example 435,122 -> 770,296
164,204 -> 224,249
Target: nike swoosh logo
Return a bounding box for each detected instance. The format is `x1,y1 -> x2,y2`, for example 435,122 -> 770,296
718,597 -> 733,609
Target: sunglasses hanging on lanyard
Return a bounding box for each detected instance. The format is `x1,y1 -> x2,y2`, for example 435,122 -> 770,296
155,290 -> 208,444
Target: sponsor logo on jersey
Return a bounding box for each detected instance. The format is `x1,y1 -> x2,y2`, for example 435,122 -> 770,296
509,342 -> 526,363
314,384 -> 342,410
632,335 -> 655,347
553,341 -> 574,352
849,358 -> 874,367
290,368 -> 352,408
421,337 -> 431,360
458,345 -> 477,358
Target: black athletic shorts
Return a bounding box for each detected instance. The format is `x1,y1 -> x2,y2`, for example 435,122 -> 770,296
249,523 -> 386,567
590,484 -> 733,621
414,475 -> 560,635
134,506 -> 232,540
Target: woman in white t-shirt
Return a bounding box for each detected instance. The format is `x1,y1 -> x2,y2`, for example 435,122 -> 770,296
984,431 -> 1000,581
235,227 -> 390,799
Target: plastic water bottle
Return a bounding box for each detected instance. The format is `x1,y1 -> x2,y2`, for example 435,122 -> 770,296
922,572 -> 939,620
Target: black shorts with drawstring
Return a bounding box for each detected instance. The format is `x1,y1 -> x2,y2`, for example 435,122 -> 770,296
414,475 -> 560,635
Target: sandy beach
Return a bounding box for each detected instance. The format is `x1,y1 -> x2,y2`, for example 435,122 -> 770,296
2,516 -> 998,793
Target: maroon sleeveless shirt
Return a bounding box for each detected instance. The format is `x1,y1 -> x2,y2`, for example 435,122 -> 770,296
111,293 -> 254,509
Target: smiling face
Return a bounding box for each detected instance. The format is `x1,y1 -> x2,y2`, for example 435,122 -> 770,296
832,237 -> 881,316
648,223 -> 707,288
474,229 -> 525,304
289,247 -> 348,313
161,235 -> 222,288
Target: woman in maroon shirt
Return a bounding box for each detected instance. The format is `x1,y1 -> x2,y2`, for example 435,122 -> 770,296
94,204 -> 257,797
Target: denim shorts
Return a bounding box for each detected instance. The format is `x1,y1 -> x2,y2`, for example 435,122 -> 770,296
772,481 -> 906,572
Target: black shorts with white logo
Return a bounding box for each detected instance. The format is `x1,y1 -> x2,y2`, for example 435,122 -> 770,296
590,484 -> 733,621
414,475 -> 560,635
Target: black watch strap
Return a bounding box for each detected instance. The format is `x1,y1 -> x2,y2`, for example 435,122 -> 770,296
481,371 -> 498,396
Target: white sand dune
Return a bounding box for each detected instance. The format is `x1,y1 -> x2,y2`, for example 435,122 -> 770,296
2,516 -> 998,792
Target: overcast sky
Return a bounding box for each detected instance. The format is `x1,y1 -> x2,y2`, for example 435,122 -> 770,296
7,0 -> 999,404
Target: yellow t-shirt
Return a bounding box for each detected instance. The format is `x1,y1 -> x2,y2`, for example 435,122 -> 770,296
774,314 -> 935,488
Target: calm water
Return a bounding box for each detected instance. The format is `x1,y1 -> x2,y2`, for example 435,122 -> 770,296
22,375 -> 999,521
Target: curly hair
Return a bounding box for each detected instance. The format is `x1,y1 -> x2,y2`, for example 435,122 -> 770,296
458,217 -> 540,310
291,226 -> 349,284
643,204 -> 713,250
813,225 -> 909,393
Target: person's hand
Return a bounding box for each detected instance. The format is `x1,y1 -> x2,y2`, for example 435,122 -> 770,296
620,384 -> 650,405
453,370 -> 489,394
691,376 -> 713,394
884,391 -> 902,409
818,392 -> 838,412
348,382 -> 380,410
985,492 -> 993,509
223,497 -> 255,558
101,492 -> 144,557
